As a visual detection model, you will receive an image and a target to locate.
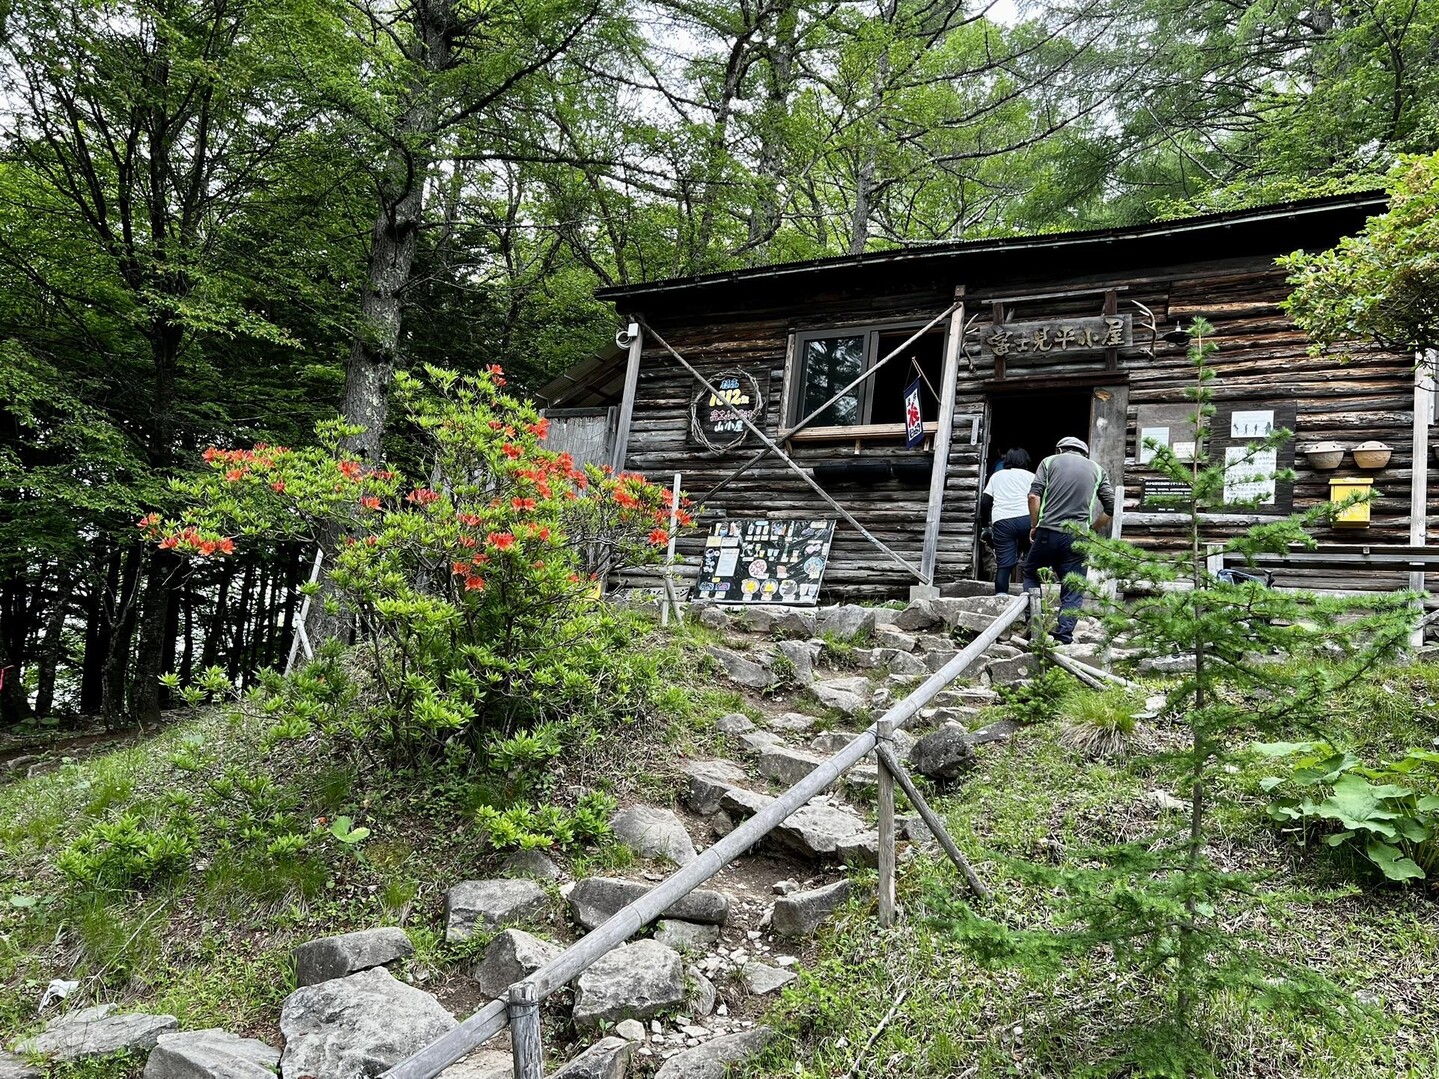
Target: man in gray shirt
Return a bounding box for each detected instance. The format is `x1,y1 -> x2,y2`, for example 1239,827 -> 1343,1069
1023,436 -> 1115,644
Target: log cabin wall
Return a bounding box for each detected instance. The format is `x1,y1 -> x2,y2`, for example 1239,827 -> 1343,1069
583,193 -> 1423,600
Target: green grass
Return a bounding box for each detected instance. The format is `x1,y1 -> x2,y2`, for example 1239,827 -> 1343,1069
750,664 -> 1439,1079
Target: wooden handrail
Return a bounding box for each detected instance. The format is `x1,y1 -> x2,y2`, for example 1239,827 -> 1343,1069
382,594 -> 1028,1079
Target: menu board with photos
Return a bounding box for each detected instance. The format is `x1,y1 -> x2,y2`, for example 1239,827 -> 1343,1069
695,518 -> 837,606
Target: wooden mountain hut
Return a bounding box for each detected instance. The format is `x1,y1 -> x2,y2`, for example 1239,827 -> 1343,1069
538,192 -> 1438,604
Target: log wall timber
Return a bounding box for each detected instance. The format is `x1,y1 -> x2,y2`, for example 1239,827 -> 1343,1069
607,227 -> 1424,600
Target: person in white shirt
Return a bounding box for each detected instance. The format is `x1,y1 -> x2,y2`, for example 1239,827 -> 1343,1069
979,448 -> 1037,594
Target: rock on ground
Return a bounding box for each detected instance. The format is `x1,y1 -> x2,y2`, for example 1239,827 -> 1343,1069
548,1036 -> 630,1079
772,879 -> 852,938
652,1028 -> 774,1079
908,723 -> 975,780
144,1028 -> 279,1079
278,966 -> 456,1079
815,605 -> 876,640
473,929 -> 564,1000
774,639 -> 817,685
770,803 -> 873,862
713,712 -> 755,734
756,745 -> 829,787
572,940 -> 686,1030
445,879 -> 549,942
687,966 -> 717,1017
985,653 -> 1037,684
567,877 -> 729,931
810,676 -> 871,717
707,647 -> 775,691
610,806 -> 697,865
681,759 -> 751,815
742,963 -> 797,995
0,1052 -> 39,1079
653,919 -> 721,950
14,1004 -> 177,1063
499,849 -> 561,881
293,926 -> 413,988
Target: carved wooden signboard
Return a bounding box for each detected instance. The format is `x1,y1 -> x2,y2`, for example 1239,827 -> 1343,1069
979,314 -> 1132,361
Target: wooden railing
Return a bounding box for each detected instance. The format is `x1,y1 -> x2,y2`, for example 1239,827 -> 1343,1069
382,595 -> 1028,1079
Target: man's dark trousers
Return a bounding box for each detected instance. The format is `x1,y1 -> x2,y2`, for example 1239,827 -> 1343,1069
1022,528 -> 1086,644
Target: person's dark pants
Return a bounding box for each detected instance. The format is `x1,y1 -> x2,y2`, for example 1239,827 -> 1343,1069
1022,527 -> 1086,643
991,515 -> 1030,594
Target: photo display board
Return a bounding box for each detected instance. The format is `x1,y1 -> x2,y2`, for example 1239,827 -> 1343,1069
695,518 -> 837,605
1135,403 -> 1297,513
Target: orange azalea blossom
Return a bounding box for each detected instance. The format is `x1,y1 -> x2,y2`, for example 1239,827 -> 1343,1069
537,526 -> 552,541
338,460 -> 362,479
485,364 -> 506,386
464,575 -> 486,591
676,510 -> 694,527
472,553 -> 490,565
458,512 -> 483,527
458,535 -> 477,548
270,481 -> 286,493
511,497 -> 537,512
452,561 -> 470,576
501,443 -> 523,459
648,528 -> 669,545
526,419 -> 550,439
224,469 -> 245,482
487,531 -> 516,550
360,496 -> 381,510
406,488 -> 440,505
488,419 -> 504,431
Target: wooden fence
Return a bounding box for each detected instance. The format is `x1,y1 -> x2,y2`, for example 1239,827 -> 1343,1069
382,594 -> 1028,1079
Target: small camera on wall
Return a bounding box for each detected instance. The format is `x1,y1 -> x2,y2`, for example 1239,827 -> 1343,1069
615,322 -> 640,349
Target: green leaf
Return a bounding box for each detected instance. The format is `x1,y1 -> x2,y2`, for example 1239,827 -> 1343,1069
1258,776 -> 1285,792
1365,840 -> 1425,882
330,816 -> 371,845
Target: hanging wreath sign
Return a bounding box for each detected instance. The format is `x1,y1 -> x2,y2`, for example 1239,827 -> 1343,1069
690,369 -> 766,453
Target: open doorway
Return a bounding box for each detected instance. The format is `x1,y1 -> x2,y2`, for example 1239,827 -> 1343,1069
984,387 -> 1093,475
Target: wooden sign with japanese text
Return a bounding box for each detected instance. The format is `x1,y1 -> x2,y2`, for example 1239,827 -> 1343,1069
979,314 -> 1131,361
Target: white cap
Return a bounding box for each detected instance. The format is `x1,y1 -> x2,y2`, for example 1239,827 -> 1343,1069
1056,436 -> 1089,455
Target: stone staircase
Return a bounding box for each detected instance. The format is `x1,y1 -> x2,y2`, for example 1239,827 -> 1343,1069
3,596 -> 1049,1079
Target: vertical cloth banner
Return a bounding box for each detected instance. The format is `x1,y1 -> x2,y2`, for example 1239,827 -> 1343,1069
904,379 -> 924,448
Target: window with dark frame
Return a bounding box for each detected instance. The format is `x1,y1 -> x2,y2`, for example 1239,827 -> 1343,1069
789,323 -> 947,433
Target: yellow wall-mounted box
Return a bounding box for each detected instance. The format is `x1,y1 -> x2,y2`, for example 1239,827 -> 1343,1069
1330,476 -> 1374,528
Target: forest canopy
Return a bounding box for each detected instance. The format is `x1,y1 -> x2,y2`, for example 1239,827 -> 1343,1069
2,0 -> 1437,726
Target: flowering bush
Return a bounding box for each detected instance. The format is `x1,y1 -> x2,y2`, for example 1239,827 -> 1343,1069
146,364 -> 690,764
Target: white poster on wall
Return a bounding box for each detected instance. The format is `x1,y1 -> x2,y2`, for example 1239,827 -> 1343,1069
1224,446 -> 1277,504
1139,426 -> 1169,464
1230,410 -> 1275,439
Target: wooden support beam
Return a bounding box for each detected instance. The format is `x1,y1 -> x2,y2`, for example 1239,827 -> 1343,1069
921,289 -> 966,584
873,743 -> 990,902
876,716 -> 896,927
609,323 -> 644,472
1410,360 -> 1430,646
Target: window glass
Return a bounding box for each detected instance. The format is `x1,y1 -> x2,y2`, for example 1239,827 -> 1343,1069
800,335 -> 865,425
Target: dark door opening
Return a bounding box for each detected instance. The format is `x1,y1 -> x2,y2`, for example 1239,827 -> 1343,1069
984,388 -> 1092,476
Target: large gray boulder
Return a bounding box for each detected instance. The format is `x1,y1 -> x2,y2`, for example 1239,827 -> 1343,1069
908,723 -> 975,780
279,967 -> 455,1079
892,600 -> 942,632
445,879 -> 549,942
572,941 -> 686,1030
681,759 -> 750,815
815,605 -> 875,640
499,849 -> 561,881
741,963 -> 797,995
0,1052 -> 39,1079
294,927 -> 413,988
609,806 -> 696,866
713,712 -> 755,734
473,929 -> 564,1000
737,730 -> 784,755
887,651 -> 930,678
14,1004 -> 177,1063
772,803 -> 875,864
652,1028 -> 774,1079
144,1029 -> 279,1079
548,1037 -> 630,1079
566,878 -> 730,931
985,654 -> 1037,685
772,879 -> 852,938
706,647 -> 775,691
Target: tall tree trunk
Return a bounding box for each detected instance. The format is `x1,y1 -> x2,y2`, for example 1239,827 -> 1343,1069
80,547 -> 120,714
101,544 -> 144,727
33,577 -> 77,719
0,570 -> 31,725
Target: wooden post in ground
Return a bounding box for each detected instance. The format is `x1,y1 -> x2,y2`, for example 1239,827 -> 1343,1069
1410,360 -> 1431,648
874,744 -> 990,902
508,982 -> 542,1079
876,716 -> 896,927
661,473 -> 682,627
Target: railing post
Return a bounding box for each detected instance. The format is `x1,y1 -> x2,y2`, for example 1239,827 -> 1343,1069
508,982 -> 542,1079
876,716 -> 896,927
